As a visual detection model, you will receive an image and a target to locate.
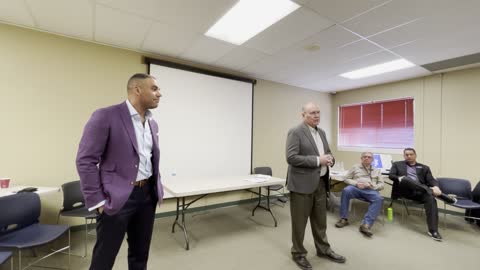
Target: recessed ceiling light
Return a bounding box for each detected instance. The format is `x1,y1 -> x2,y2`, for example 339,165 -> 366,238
340,59 -> 416,79
205,0 -> 300,45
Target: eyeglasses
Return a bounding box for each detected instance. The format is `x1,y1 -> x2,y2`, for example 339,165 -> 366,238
361,156 -> 373,159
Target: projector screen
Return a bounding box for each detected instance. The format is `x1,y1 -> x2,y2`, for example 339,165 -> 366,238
148,60 -> 254,182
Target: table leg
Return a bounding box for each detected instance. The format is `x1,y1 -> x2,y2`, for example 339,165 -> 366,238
251,187 -> 278,227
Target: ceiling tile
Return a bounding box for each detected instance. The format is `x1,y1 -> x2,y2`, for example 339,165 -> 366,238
214,47 -> 269,71
244,7 -> 334,55
240,55 -> 294,77
369,0 -> 480,50
98,0 -> 237,33
302,65 -> 430,92
336,50 -> 399,74
391,33 -> 480,66
180,36 -> 235,64
0,0 -> 35,27
342,0 -> 449,37
304,0 -> 390,23
336,39 -> 383,62
26,0 -> 93,39
142,22 -> 201,57
95,5 -> 151,50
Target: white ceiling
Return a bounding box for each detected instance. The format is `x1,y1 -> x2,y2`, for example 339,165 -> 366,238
1,0 -> 479,92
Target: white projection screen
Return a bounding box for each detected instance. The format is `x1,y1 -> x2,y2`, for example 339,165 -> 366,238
148,60 -> 254,182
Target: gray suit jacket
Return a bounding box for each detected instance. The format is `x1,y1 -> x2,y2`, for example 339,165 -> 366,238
286,123 -> 333,194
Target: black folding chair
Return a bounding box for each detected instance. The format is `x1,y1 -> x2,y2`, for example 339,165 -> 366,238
57,181 -> 97,257
0,193 -> 70,270
438,178 -> 480,228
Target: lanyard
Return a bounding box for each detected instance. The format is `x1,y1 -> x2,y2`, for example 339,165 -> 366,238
362,165 -> 373,181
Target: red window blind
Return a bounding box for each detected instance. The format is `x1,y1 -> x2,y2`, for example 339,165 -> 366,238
338,98 -> 414,149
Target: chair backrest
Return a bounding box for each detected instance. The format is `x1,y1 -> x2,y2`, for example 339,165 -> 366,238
0,192 -> 40,235
254,167 -> 272,176
438,178 -> 472,200
61,180 -> 86,212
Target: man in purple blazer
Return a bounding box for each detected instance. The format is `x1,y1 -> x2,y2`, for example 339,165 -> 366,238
76,73 -> 164,270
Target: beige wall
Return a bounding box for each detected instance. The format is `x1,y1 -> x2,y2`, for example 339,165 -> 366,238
0,24 -> 330,224
332,69 -> 480,199
253,80 -> 332,178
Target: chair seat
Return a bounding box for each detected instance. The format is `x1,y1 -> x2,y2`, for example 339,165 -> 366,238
0,251 -> 12,265
453,199 -> 480,209
60,207 -> 97,218
0,223 -> 70,249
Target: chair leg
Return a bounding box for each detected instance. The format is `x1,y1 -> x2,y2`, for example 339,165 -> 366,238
18,250 -> 21,270
84,218 -> 88,258
402,200 -> 410,216
443,202 -> 447,229
68,229 -> 71,270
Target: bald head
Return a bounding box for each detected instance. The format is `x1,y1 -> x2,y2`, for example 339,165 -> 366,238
302,102 -> 320,127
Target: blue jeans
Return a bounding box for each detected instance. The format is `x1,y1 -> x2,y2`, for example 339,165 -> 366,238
340,185 -> 384,227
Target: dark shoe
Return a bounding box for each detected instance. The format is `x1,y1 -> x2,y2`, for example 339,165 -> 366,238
428,231 -> 443,241
335,218 -> 349,228
318,250 -> 346,263
359,224 -> 373,237
292,255 -> 312,270
438,193 -> 457,204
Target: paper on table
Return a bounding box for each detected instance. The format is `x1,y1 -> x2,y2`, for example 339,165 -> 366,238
245,174 -> 271,183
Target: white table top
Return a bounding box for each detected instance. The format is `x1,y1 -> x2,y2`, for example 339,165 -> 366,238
0,185 -> 60,198
163,175 -> 285,197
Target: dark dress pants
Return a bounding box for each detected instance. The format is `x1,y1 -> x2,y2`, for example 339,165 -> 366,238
290,180 -> 331,256
89,183 -> 157,270
398,177 -> 438,231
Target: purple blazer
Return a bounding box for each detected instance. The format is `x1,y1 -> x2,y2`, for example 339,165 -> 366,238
76,102 -> 163,215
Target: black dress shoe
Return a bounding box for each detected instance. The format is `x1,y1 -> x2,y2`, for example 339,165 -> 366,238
438,193 -> 457,204
318,250 -> 346,263
292,255 -> 312,270
428,230 -> 443,241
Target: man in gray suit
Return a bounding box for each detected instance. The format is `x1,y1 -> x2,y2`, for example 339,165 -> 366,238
286,102 -> 346,270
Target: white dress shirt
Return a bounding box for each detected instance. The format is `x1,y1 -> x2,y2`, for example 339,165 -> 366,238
308,125 -> 328,177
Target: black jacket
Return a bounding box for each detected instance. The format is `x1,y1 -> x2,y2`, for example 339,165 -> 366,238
389,161 -> 438,199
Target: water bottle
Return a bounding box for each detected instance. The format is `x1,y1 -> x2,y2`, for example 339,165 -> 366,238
387,207 -> 393,222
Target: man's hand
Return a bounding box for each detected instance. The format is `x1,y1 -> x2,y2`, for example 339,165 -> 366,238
356,182 -> 366,189
97,206 -> 104,214
320,154 -> 332,166
431,186 -> 442,197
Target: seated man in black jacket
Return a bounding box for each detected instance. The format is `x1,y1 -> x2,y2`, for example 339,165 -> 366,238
389,148 -> 455,241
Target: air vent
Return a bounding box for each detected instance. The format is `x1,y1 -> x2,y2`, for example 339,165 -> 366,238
421,52 -> 480,72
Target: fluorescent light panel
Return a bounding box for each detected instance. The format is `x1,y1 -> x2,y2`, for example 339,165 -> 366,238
340,59 -> 416,79
205,0 -> 300,45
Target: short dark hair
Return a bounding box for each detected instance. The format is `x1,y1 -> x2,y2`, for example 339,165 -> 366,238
127,73 -> 155,90
403,147 -> 416,154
